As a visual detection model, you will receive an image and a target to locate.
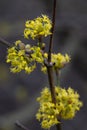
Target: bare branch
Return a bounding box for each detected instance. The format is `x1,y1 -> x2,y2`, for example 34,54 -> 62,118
15,120 -> 29,130
0,37 -> 11,47
48,0 -> 57,62
46,0 -> 62,130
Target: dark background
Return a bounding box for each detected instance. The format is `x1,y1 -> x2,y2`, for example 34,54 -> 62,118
0,0 -> 87,130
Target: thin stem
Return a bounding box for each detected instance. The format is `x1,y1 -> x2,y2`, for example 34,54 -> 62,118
15,120 -> 29,130
55,69 -> 60,86
48,0 -> 56,62
46,0 -> 62,130
38,37 -> 42,47
38,37 -> 42,43
46,0 -> 57,105
47,65 -> 56,104
0,37 -> 11,47
56,122 -> 62,130
55,70 -> 61,130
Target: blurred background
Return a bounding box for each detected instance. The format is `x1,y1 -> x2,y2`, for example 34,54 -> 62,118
0,0 -> 87,130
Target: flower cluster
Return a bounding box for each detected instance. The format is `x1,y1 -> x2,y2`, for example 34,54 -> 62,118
36,87 -> 83,129
6,14 -> 70,75
24,15 -> 52,39
7,40 -> 70,74
52,53 -> 70,69
6,40 -> 44,74
41,53 -> 70,73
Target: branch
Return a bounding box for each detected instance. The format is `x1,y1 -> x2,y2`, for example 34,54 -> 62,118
15,120 -> 29,130
46,0 -> 57,106
48,0 -> 56,62
44,60 -> 56,104
0,37 -> 11,47
46,0 -> 62,130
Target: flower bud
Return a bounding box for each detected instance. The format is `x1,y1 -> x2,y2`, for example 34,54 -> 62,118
18,42 -> 25,50
25,44 -> 31,52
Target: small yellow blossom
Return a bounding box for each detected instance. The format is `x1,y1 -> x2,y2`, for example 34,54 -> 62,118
15,40 -> 25,50
24,15 -> 52,39
6,41 -> 46,74
36,86 -> 83,129
30,46 -> 44,63
52,53 -> 70,69
15,40 -> 22,46
41,53 -> 70,73
6,41 -> 36,74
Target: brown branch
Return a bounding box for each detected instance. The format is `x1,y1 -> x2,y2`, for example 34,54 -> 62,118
38,36 -> 42,48
0,37 -> 11,47
46,0 -> 57,106
44,60 -> 56,104
15,120 -> 29,130
46,0 -> 62,130
48,0 -> 57,62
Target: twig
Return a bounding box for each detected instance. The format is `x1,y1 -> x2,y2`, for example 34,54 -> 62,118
38,37 -> 42,47
46,0 -> 62,130
48,0 -> 56,62
47,0 -> 57,106
55,68 -> 60,86
45,61 -> 56,104
15,120 -> 29,130
0,37 -> 11,47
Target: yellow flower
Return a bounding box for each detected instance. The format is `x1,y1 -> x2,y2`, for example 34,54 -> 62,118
24,15 -> 52,39
52,53 -> 70,69
41,53 -> 70,74
6,41 -> 46,74
36,86 -> 83,129
30,46 -> 44,63
6,41 -> 36,74
25,64 -> 36,74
